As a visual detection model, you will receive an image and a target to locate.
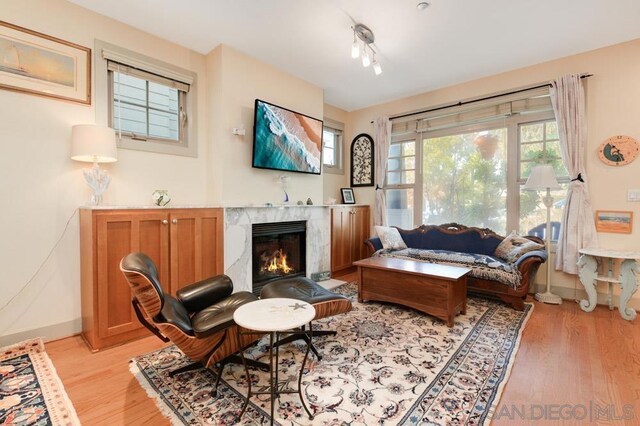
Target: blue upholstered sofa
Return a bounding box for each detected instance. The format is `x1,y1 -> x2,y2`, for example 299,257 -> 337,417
364,223 -> 547,310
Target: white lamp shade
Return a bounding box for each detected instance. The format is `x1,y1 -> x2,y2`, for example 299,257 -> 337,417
71,124 -> 117,163
361,48 -> 371,67
351,41 -> 360,58
373,60 -> 382,75
523,164 -> 561,190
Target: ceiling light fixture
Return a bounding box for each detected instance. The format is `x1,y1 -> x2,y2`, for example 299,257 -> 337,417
351,31 -> 360,58
362,47 -> 371,67
416,2 -> 430,10
373,55 -> 382,75
351,23 -> 382,76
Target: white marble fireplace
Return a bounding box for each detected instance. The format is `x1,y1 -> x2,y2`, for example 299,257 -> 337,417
223,206 -> 331,292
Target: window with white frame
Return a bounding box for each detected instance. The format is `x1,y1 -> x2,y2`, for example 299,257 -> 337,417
322,119 -> 344,173
109,64 -> 187,143
386,139 -> 415,229
518,120 -> 569,241
98,41 -> 197,157
385,88 -> 566,237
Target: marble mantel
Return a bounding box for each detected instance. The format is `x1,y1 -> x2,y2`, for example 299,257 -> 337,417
223,206 -> 331,293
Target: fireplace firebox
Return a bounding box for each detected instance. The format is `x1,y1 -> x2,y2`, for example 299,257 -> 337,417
251,221 -> 306,296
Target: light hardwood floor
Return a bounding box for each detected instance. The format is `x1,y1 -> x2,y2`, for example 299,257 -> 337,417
46,271 -> 640,425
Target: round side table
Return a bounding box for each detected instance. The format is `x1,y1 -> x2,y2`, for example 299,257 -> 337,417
233,298 -> 316,424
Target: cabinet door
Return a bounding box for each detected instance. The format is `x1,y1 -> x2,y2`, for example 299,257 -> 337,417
351,206 -> 370,262
95,212 -> 169,339
331,207 -> 353,272
169,209 -> 224,294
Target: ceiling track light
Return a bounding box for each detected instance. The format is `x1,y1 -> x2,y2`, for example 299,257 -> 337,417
372,54 -> 382,75
351,31 -> 360,58
362,45 -> 371,67
351,23 -> 382,76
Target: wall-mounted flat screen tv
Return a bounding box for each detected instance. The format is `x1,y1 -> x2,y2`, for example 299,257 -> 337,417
252,99 -> 323,175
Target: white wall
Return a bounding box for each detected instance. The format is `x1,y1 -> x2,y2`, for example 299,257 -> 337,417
323,103 -> 350,202
5,0 -> 637,343
0,0 -> 208,342
206,45 -> 325,207
342,38 -> 640,306
0,1 -> 329,344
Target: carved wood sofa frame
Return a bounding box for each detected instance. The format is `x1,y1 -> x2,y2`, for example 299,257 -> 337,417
364,223 -> 546,310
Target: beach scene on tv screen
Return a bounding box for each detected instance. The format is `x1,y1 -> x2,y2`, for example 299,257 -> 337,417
254,101 -> 322,174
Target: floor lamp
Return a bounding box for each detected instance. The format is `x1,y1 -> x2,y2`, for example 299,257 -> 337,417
523,164 -> 562,305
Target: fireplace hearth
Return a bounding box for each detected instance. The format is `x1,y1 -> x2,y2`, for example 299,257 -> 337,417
252,221 -> 306,296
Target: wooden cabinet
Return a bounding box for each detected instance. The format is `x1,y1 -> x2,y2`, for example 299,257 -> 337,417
331,205 -> 370,273
80,208 -> 224,351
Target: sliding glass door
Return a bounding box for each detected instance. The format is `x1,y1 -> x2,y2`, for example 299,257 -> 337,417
386,140 -> 415,229
385,110 -> 568,237
422,127 -> 507,234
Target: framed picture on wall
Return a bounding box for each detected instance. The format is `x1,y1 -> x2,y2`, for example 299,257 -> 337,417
595,210 -> 633,234
0,21 -> 91,104
350,133 -> 375,187
341,187 -> 356,204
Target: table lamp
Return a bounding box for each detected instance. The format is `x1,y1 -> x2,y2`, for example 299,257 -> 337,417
71,124 -> 117,205
523,164 -> 562,304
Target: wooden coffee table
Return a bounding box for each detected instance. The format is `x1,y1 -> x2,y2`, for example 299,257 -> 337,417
353,257 -> 471,327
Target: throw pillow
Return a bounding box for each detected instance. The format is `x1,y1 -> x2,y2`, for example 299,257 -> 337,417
495,231 -> 544,263
375,226 -> 408,250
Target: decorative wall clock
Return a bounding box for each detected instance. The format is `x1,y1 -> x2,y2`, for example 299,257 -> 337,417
597,135 -> 639,166
350,133 -> 375,187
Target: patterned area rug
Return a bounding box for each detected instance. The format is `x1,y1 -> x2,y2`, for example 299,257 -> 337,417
131,283 -> 532,425
0,338 -> 79,425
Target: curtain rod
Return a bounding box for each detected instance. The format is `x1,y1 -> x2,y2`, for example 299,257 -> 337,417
370,74 -> 592,124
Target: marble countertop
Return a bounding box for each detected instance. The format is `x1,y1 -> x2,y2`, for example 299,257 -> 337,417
579,248 -> 640,259
81,203 -> 369,210
80,204 -> 221,210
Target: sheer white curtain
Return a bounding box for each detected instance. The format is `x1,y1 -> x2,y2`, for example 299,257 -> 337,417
550,74 -> 598,274
374,116 -> 391,226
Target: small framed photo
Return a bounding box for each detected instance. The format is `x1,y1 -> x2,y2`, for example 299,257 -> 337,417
0,21 -> 91,104
341,188 -> 356,204
595,210 -> 633,234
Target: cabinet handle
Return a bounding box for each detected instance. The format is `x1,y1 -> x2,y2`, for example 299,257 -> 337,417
162,220 -> 168,225
172,219 -> 178,224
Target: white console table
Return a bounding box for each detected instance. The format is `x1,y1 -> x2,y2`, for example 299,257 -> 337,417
577,248 -> 640,320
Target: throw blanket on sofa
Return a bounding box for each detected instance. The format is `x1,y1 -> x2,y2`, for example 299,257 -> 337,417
374,248 -> 522,289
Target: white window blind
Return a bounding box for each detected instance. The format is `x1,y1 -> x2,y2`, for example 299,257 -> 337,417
391,87 -> 552,135
322,118 -> 344,173
106,61 -> 190,92
107,58 -> 190,145
96,40 -> 198,157
102,47 -> 194,87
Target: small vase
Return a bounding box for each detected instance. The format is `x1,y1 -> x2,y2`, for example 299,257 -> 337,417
152,190 -> 171,206
90,193 -> 103,206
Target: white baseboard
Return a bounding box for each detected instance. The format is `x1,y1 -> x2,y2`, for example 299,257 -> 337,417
532,283 -> 640,311
0,319 -> 82,348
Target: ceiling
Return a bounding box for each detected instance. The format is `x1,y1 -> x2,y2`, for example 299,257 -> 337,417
69,0 -> 640,111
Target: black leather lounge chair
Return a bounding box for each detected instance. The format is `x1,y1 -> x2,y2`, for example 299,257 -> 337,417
120,252 -> 267,396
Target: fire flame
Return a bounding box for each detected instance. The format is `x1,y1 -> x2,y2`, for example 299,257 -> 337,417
263,249 -> 294,274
